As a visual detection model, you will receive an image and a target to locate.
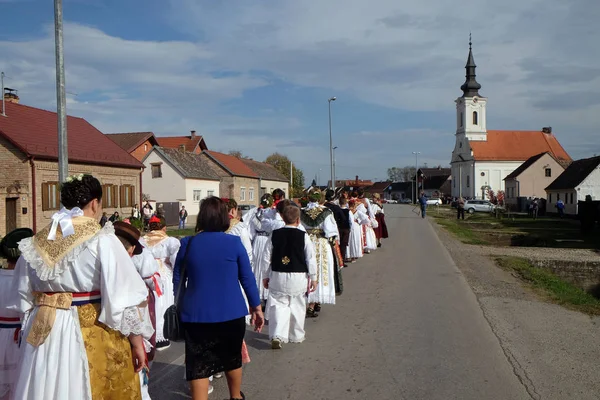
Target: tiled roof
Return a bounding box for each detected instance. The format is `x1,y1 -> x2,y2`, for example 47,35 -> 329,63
419,167 -> 451,178
504,152 -> 548,180
106,132 -> 158,153
240,158 -> 288,182
203,150 -> 259,178
470,130 -> 571,162
157,135 -> 207,152
0,102 -> 142,168
153,147 -> 220,180
545,156 -> 600,191
364,181 -> 392,192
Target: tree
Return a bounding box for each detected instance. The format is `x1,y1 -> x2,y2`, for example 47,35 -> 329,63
387,166 -> 416,182
265,153 -> 305,197
228,150 -> 250,159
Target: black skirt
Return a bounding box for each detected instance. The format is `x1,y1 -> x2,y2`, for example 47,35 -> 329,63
183,317 -> 246,381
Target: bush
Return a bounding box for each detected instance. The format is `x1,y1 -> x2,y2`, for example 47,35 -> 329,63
130,217 -> 144,232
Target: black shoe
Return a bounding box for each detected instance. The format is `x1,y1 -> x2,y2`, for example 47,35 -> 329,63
314,303 -> 321,312
377,243 -> 382,248
306,308 -> 319,318
156,340 -> 170,351
231,392 -> 245,400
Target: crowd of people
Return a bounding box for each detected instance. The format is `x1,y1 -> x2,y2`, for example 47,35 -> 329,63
0,174 -> 388,400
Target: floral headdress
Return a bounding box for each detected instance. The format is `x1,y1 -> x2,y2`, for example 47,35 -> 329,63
65,173 -> 86,183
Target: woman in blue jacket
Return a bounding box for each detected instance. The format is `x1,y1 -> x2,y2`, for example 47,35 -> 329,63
173,196 -> 264,400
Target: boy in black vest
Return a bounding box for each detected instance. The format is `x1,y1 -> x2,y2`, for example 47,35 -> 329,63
262,205 -> 317,349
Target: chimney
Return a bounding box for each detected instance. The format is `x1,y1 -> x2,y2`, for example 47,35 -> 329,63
4,88 -> 19,104
179,144 -> 186,151
190,130 -> 196,138
542,127 -> 552,134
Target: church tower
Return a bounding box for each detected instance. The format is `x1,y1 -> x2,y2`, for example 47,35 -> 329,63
455,37 -> 487,141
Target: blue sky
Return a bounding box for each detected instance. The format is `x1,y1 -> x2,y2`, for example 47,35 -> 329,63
1,0 -> 599,185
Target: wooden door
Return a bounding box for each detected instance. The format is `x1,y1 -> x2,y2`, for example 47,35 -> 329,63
5,198 -> 17,234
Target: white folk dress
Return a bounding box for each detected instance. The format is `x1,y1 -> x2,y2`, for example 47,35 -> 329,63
357,202 -> 377,251
347,210 -> 366,259
0,268 -> 21,400
302,203 -> 339,305
227,218 -> 254,325
248,208 -> 275,300
140,231 -> 180,344
9,217 -> 149,400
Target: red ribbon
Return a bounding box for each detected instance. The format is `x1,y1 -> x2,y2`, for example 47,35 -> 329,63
152,273 -> 163,297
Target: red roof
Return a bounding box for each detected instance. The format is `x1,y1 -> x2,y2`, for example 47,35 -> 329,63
470,130 -> 571,162
157,135 -> 206,152
0,102 -> 142,168
204,151 -> 258,178
107,132 -> 158,152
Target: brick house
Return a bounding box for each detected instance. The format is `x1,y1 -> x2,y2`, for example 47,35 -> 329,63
240,158 -> 289,198
200,151 -> 260,206
0,98 -> 143,236
157,130 -> 207,154
106,132 -> 159,161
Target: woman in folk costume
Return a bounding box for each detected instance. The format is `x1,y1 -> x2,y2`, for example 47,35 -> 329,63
356,190 -> 377,254
0,228 -> 33,400
115,221 -> 160,400
247,194 -> 275,302
140,215 -> 181,350
343,199 -> 363,262
301,190 -> 339,318
8,174 -> 150,400
371,194 -> 389,248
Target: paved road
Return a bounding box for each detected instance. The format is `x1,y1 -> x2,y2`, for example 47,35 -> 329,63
150,205 -> 530,399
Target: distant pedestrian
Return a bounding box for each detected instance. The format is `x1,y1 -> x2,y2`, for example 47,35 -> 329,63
132,203 -> 141,220
109,211 -> 120,223
556,199 -> 565,218
99,212 -> 108,227
457,197 -> 465,220
418,192 -> 427,219
531,199 -> 539,220
143,201 -> 154,229
179,205 -> 188,229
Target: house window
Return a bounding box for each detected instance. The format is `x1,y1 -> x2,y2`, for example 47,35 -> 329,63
565,193 -> 569,204
144,144 -> 148,151
102,184 -> 119,208
548,193 -> 551,203
570,192 -> 573,204
151,163 -> 162,178
460,112 -> 463,127
240,187 -> 246,201
41,182 -> 60,211
249,187 -> 255,201
545,168 -> 551,177
120,185 -> 135,208
473,111 -> 478,125
466,175 -> 470,188
207,190 -> 215,198
557,193 -> 560,201
193,190 -> 202,202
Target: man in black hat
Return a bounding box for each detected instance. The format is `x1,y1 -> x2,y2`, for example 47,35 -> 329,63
1,228 -> 34,269
113,221 -> 144,256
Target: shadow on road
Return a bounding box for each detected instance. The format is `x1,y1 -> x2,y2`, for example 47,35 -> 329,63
244,329 -> 272,351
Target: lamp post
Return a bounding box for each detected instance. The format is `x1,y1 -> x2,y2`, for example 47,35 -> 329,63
328,97 -> 336,190
333,146 -> 338,191
54,0 -> 68,183
412,151 -> 421,203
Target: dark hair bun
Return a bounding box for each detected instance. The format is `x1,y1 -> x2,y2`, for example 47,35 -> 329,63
60,175 -> 103,209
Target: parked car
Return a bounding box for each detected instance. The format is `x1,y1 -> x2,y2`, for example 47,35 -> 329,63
464,200 -> 494,213
400,198 -> 412,204
385,199 -> 398,204
238,204 -> 256,218
426,198 -> 442,205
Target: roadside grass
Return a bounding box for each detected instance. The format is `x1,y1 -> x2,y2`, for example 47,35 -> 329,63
496,256 -> 600,315
431,207 -> 600,249
167,228 -> 195,237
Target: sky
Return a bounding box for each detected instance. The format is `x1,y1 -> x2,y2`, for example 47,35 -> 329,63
1,0 -> 599,185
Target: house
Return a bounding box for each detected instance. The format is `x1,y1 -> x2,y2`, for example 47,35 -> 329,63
142,146 -> 220,220
0,95 -> 143,236
240,158 -> 290,198
106,132 -> 159,161
386,182 -> 413,201
450,41 -> 572,199
545,156 -> 600,216
331,176 -> 374,188
200,151 -> 261,206
418,167 -> 451,198
156,130 -> 208,154
364,181 -> 392,199
504,152 -> 567,208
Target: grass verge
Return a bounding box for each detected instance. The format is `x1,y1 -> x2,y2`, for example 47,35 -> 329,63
432,215 -> 489,245
496,256 -> 600,315
167,228 -> 195,237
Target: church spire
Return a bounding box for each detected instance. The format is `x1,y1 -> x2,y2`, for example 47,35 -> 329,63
460,34 -> 481,97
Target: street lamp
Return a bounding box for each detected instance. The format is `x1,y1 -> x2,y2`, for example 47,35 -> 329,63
328,97 -> 336,190
318,168 -> 322,187
412,151 -> 421,203
333,146 -> 338,191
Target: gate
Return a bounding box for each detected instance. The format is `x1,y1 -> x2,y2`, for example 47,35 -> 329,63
157,202 -> 181,227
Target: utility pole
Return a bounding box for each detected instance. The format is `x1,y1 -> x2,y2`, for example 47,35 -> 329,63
290,161 -> 293,197
1,72 -> 5,117
55,0 -> 68,183
328,97 -> 336,190
412,151 -> 421,203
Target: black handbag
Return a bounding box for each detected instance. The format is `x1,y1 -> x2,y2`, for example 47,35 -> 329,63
163,235 -> 195,342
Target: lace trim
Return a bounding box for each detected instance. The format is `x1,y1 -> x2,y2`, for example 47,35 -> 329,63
114,306 -> 149,337
19,223 -> 115,282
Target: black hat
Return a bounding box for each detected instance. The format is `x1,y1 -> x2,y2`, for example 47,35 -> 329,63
1,228 -> 34,261
113,221 -> 143,255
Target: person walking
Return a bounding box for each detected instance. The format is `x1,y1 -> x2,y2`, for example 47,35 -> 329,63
418,192 -> 428,218
173,196 -> 264,400
457,197 -> 465,220
179,206 -> 188,230
557,198 -> 565,218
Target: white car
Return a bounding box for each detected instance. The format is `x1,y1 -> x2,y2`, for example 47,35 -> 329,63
464,200 -> 494,213
426,198 -> 442,205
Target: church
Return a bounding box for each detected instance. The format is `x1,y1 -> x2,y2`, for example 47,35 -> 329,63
450,40 -> 571,199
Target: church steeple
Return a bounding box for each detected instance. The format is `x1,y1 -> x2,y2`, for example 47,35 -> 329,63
460,34 -> 481,97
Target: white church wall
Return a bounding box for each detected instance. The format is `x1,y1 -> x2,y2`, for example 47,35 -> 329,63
474,161 -> 522,199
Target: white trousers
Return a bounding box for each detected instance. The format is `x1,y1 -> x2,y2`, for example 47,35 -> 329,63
267,291 -> 307,343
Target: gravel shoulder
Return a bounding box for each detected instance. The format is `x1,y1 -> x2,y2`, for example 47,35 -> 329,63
432,220 -> 600,400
